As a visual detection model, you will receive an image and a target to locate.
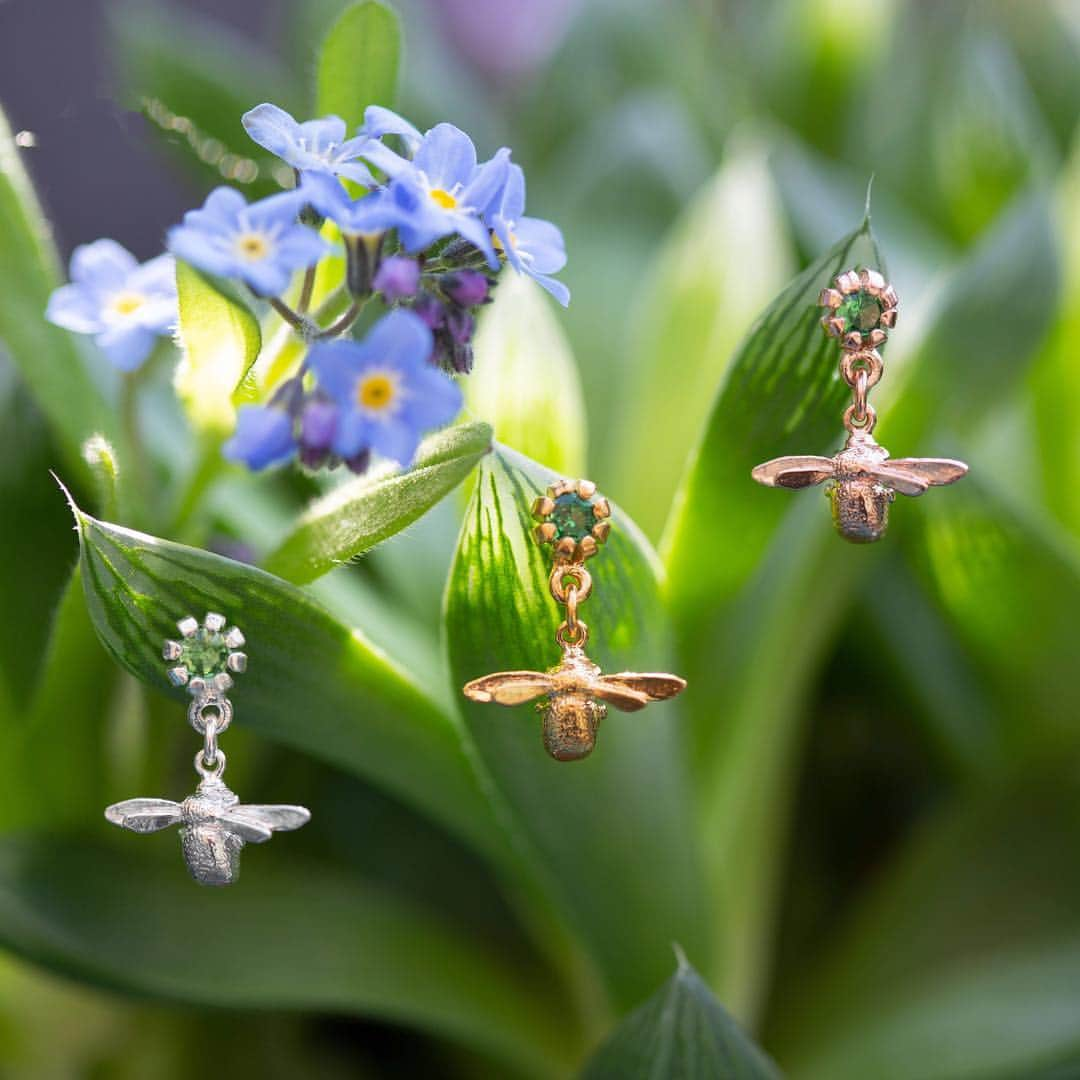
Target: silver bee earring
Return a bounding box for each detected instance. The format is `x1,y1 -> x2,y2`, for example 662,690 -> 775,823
752,268 -> 968,542
105,613 -> 310,886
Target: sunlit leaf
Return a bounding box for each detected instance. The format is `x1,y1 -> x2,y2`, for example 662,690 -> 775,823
613,136 -> 793,538
0,837 -> 577,1076
69,499 -> 508,866
445,445 -> 710,1010
173,262 -> 262,434
582,951 -> 781,1080
264,421 -> 492,584
316,1 -> 401,131
466,274 -> 586,476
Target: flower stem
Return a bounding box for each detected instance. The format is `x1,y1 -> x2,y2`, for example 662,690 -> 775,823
268,296 -> 309,332
316,299 -> 365,340
296,265 -> 317,314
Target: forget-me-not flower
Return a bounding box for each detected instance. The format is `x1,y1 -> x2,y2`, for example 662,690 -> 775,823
308,309 -> 461,466
361,120 -> 510,267
167,187 -> 327,296
486,164 -> 569,306
357,105 -> 423,154
46,240 -> 177,371
298,171 -> 400,235
223,404 -> 298,470
242,104 -> 376,186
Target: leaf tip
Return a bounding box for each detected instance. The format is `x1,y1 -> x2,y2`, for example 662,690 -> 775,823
51,469 -> 85,530
862,174 -> 876,228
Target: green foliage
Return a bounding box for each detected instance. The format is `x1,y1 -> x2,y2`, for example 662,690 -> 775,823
174,261 -> 262,433
4,1 -> 1080,1077
316,1 -> 401,131
265,421 -> 492,583
582,951 -> 780,1080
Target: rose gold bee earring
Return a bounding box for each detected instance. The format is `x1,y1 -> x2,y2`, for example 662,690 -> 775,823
462,479 -> 686,761
752,268 -> 968,542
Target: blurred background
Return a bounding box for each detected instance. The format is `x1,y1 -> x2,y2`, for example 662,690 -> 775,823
2,0 -> 1080,1076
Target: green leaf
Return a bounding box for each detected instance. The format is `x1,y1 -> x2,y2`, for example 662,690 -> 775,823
69,500 -> 509,867
612,136 -> 793,538
316,1 -> 401,130
0,109 -> 121,480
581,951 -> 781,1080
772,773 -> 1080,1079
0,837 -> 577,1077
264,421 -> 492,584
662,216 -> 882,620
445,446 -> 710,1010
466,274 -> 587,476
173,262 -> 262,434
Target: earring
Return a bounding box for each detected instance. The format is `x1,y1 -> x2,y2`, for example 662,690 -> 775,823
752,268 -> 968,542
462,479 -> 686,761
105,613 -> 310,886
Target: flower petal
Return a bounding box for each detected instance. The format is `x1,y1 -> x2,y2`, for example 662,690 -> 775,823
401,365 -> 463,431
46,283 -> 105,334
361,308 -> 434,370
465,149 -> 512,217
242,104 -> 301,158
367,416 -> 420,467
224,406 -> 298,470
331,408 -> 373,459
529,271 -> 571,308
360,106 -> 423,152
309,340 -> 366,404
69,239 -> 137,291
413,123 -> 477,189
515,216 -> 567,274
95,324 -> 156,372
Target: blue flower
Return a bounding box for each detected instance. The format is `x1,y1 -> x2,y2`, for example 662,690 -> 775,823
362,121 -> 510,267
167,187 -> 327,296
373,255 -> 421,301
298,172 -> 400,235
308,309 -> 461,467
242,103 -> 376,185
486,164 -> 569,306
357,105 -> 423,154
223,405 -> 297,470
46,239 -> 177,371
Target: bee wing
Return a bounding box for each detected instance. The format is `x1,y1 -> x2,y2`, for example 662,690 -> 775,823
463,671 -> 554,706
105,798 -> 183,833
595,673 -> 687,712
752,456 -> 835,489
883,458 -> 969,493
221,805 -> 311,844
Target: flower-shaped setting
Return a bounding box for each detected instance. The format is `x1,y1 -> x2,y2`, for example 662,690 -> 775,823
820,268 -> 898,351
164,613 -> 247,696
532,479 -> 611,562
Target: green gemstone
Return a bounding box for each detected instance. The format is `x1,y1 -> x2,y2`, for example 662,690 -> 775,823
179,628 -> 230,677
837,289 -> 882,336
550,493 -> 597,541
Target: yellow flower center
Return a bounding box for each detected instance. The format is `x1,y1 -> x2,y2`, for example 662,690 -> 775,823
428,188 -> 458,210
235,232 -> 271,261
110,291 -> 145,316
357,372 -> 398,412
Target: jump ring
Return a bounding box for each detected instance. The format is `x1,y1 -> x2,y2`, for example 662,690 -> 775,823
194,748 -> 227,779
188,695 -> 233,735
549,565 -> 592,606
843,402 -> 877,433
840,350 -> 883,390
555,620 -> 589,649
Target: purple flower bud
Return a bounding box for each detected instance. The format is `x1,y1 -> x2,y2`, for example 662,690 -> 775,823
299,444 -> 333,470
449,341 -> 474,374
373,256 -> 421,301
345,448 -> 372,475
412,291 -> 446,330
442,269 -> 491,307
301,398 -> 338,451
444,307 -> 474,346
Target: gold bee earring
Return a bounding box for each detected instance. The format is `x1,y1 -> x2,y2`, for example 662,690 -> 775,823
752,268 -> 968,542
463,479 -> 686,761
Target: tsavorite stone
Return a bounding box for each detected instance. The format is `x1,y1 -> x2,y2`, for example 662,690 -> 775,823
837,289 -> 882,335
179,628 -> 230,677
550,492 -> 597,541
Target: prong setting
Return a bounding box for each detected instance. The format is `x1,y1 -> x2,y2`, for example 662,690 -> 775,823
821,266 -> 899,350
531,480 -> 612,562
177,616 -> 199,638
166,613 -> 248,695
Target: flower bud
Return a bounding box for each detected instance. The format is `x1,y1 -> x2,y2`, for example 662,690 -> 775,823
444,307 -> 475,346
373,255 -> 421,301
442,270 -> 490,307
412,291 -> 446,330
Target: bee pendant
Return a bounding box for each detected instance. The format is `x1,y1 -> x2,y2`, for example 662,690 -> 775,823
752,429 -> 967,543
105,775 -> 310,886
463,646 -> 686,761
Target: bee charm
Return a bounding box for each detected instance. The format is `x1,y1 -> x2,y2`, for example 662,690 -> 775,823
462,479 -> 687,761
464,646 -> 685,761
752,268 -> 968,541
104,613 -> 310,886
752,429 -> 967,543
106,774 -> 310,886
